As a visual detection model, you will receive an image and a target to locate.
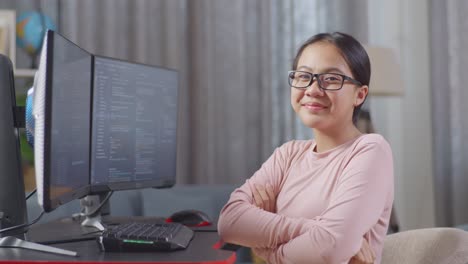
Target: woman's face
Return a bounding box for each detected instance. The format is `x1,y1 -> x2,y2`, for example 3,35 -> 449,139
290,42 -> 368,131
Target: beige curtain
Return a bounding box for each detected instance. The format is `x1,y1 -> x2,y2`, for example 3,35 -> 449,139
3,0 -> 368,185
431,0 -> 468,227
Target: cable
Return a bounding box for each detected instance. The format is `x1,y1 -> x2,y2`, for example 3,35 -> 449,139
0,210 -> 44,234
84,191 -> 114,217
25,189 -> 37,200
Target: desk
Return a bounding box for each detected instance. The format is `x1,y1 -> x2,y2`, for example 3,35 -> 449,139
0,217 -> 236,264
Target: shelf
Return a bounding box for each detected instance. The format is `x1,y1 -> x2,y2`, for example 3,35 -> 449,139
14,68 -> 36,78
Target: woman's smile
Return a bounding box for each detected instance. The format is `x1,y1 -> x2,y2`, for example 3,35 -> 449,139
301,101 -> 328,112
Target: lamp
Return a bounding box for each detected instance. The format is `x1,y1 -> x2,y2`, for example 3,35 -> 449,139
365,46 -> 404,96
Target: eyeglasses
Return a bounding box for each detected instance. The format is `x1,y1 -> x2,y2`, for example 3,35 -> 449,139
288,70 -> 362,91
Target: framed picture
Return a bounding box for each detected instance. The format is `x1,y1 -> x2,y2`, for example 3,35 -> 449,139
0,10 -> 16,69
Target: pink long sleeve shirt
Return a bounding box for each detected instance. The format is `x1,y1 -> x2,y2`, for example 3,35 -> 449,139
218,134 -> 394,264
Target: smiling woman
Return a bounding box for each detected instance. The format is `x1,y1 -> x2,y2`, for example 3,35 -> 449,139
218,32 -> 394,264
289,33 -> 369,138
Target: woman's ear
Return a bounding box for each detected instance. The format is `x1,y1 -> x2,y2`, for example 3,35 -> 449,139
355,85 -> 369,106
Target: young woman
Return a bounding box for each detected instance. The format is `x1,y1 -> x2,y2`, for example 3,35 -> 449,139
218,32 -> 394,264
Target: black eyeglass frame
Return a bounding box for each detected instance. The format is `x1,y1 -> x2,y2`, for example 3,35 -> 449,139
288,70 -> 363,91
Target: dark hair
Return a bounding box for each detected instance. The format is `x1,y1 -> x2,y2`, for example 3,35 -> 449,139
292,32 -> 371,125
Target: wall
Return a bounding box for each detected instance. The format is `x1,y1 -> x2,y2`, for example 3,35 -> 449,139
368,0 -> 435,230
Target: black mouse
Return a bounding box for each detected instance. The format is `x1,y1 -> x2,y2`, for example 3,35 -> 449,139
166,209 -> 212,227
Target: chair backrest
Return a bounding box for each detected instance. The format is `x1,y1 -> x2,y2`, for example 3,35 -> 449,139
382,228 -> 468,264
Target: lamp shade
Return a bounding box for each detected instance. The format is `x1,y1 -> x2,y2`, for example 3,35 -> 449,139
365,46 -> 404,96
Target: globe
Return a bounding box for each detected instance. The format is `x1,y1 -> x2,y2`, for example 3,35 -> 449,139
16,11 -> 56,57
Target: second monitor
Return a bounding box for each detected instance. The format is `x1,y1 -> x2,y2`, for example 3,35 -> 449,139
91,56 -> 178,193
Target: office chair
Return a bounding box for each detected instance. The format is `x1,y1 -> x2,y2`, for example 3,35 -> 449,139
382,227 -> 468,264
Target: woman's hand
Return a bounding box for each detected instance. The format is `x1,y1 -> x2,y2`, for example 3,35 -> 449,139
349,238 -> 375,264
252,184 -> 276,213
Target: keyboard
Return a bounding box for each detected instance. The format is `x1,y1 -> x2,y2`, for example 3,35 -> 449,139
97,222 -> 194,252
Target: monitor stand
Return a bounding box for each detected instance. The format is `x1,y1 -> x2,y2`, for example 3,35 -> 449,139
79,195 -> 106,231
0,236 -> 77,257
24,194 -> 111,245
0,213 -> 77,257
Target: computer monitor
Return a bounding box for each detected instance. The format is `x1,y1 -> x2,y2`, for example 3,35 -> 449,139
90,56 -> 178,193
34,30 -> 179,219
34,30 -> 92,212
0,55 -> 27,237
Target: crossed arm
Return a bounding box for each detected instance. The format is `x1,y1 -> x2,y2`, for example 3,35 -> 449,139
251,184 -> 375,264
217,140 -> 393,264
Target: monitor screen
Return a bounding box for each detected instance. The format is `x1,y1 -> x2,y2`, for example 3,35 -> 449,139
90,56 -> 178,192
37,30 -> 92,212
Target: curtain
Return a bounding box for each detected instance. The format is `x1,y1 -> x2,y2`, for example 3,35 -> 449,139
3,0 -> 368,185
431,0 -> 468,227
